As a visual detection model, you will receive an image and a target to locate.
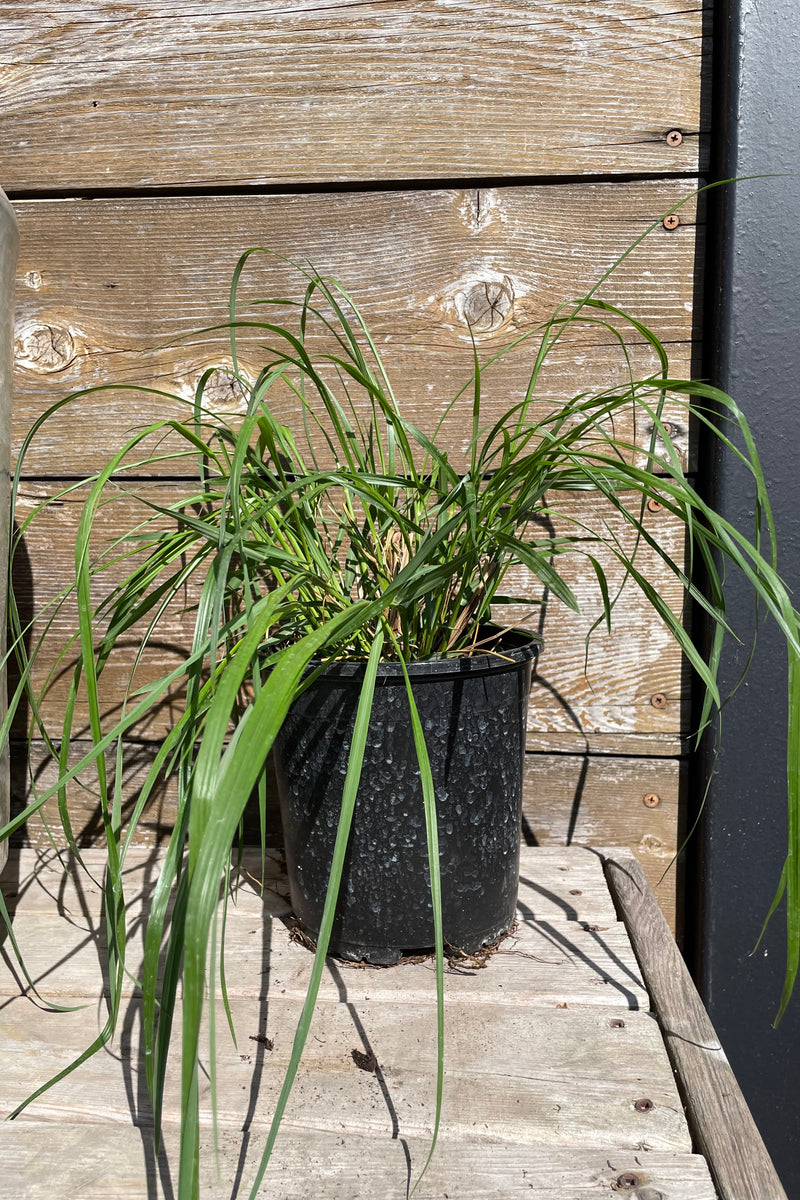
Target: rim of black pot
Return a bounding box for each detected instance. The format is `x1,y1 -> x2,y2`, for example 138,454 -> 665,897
304,625 -> 542,681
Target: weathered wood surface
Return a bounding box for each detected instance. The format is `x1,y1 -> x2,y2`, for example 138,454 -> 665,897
605,850 -> 789,1200
0,1126 -> 718,1200
10,483 -> 689,750
0,2 -> 709,192
12,183 -> 701,477
0,846 -> 718,1198
526,754 -> 684,930
11,747 -> 683,928
3,999 -> 692,1150
1,845 -> 620,924
0,846 -> 641,1007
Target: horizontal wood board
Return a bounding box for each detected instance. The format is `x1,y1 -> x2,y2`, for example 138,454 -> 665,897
0,846 -> 715,1198
10,480 -> 689,750
0,999 -> 691,1150
0,846 -> 641,1006
0,1126 -> 720,1200
0,844 -> 619,921
0,2 -> 709,191
11,183 -> 702,477
10,747 -> 683,929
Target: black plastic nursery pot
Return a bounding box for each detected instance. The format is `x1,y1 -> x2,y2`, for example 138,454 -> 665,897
272,628 -> 540,964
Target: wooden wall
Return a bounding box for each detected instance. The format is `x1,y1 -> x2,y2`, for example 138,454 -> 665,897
3,1 -> 712,932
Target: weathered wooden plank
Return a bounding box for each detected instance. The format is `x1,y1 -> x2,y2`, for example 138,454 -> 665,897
0,996 -> 691,1152
1,847 -> 640,1009
0,1124 -> 718,1199
10,744 -> 684,929
0,907 -> 645,1008
10,484 -> 689,747
1,845 -> 621,926
0,2 -> 709,191
525,754 -> 685,931
605,851 -> 789,1200
525,729 -> 688,755
12,183 -> 701,476
11,744 -> 683,860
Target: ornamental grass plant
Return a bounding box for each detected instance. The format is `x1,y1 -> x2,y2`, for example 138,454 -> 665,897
2,209 -> 799,1199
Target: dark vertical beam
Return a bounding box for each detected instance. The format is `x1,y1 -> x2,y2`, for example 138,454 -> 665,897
698,0 -> 800,1192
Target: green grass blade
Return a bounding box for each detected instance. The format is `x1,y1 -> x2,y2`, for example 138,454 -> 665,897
245,627 -> 385,1199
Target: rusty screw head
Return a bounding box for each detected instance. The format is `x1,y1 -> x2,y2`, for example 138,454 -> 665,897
643,792 -> 661,808
663,213 -> 680,230
610,1018 -> 626,1029
646,497 -> 663,513
665,129 -> 683,147
615,1174 -> 641,1192
650,693 -> 667,710
634,1097 -> 655,1113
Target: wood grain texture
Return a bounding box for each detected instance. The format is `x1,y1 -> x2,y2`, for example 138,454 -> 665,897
0,846 -> 641,1007
605,851 -> 789,1200
0,845 -> 715,1196
10,743 -> 684,931
10,481 -> 689,748
0,844 -> 622,925
0,1125 -> 720,1200
11,183 -> 702,476
0,2 -> 709,191
0,998 -> 692,1150
525,754 -> 684,931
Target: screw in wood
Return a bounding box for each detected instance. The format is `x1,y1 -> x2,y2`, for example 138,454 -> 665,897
663,213 -> 680,230
650,693 -> 667,710
665,129 -> 683,147
615,1174 -> 641,1191
643,792 -> 661,808
634,1097 -> 655,1113
646,497 -> 663,513
610,1018 -> 626,1029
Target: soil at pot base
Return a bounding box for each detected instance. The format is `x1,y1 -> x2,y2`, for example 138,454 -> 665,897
273,629 -> 539,964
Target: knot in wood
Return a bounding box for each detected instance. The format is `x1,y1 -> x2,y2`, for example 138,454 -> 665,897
461,276 -> 514,334
200,368 -> 248,413
15,323 -> 76,374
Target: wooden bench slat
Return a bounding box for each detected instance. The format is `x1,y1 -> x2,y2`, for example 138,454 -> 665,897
0,996 -> 690,1152
0,1124 -> 718,1199
605,850 -> 788,1200
0,848 -> 645,1008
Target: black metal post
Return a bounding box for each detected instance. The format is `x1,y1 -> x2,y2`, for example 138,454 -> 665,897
698,0 -> 800,1191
